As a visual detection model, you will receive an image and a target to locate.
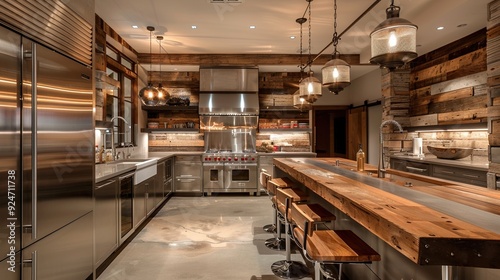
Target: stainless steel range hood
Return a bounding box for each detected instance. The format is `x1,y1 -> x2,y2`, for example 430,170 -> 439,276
199,66 -> 259,116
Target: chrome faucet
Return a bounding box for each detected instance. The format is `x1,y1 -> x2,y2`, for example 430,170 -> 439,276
378,120 -> 403,178
110,116 -> 130,161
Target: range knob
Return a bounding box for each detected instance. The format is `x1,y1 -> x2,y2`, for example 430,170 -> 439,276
228,158 -> 232,161
217,157 -> 221,161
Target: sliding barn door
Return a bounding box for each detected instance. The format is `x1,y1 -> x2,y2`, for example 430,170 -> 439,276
348,107 -> 367,160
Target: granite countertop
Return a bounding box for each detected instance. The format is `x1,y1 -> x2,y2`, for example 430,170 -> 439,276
390,154 -> 489,171
95,162 -> 137,183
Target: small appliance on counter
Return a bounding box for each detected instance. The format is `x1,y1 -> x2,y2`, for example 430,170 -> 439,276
413,137 -> 423,157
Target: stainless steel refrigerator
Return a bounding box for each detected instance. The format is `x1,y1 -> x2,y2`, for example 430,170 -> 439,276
0,24 -> 93,279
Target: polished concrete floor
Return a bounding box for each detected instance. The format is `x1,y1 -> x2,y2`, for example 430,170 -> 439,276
98,196 -> 315,280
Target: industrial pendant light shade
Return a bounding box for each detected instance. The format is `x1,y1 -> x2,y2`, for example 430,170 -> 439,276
139,26 -> 159,106
322,55 -> 350,94
139,83 -> 159,106
370,0 -> 417,70
293,89 -> 312,111
299,0 -> 322,104
299,72 -> 322,103
321,0 -> 350,94
156,36 -> 169,106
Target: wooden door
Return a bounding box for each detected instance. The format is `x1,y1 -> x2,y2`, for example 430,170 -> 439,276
347,107 -> 367,160
313,106 -> 349,158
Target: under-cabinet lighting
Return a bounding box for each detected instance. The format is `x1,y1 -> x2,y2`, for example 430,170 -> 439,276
414,128 -> 488,133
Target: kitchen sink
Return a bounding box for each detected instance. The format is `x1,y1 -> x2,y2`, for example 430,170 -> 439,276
115,158 -> 158,184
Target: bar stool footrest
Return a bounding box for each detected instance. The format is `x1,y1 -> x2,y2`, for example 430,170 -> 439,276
271,260 -> 310,279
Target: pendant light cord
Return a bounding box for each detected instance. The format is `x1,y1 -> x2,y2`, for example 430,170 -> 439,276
149,29 -> 152,83
299,19 -> 304,79
307,0 -> 312,74
332,0 -> 339,55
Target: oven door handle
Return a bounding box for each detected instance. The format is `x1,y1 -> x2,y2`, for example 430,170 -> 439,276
177,178 -> 196,183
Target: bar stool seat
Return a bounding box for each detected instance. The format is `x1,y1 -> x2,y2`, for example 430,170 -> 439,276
291,203 -> 380,280
271,186 -> 310,279
264,177 -> 297,251
260,171 -> 275,233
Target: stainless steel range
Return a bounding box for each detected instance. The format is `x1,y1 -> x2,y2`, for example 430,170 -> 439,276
203,151 -> 258,195
199,66 -> 260,196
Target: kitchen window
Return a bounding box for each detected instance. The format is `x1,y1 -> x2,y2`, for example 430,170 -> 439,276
103,44 -> 137,146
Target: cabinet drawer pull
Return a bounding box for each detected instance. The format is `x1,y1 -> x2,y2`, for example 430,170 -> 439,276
437,170 -> 454,175
462,173 -> 480,179
406,166 -> 427,173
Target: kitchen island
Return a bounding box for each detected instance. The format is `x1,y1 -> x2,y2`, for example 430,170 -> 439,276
273,157 -> 500,279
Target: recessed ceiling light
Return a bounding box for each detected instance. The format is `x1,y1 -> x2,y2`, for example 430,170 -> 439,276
290,36 -> 296,39
457,23 -> 467,28
191,25 -> 197,29
249,25 -> 256,29
132,25 -> 139,29
437,26 -> 444,30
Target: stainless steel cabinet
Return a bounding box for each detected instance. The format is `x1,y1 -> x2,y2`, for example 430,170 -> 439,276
174,155 -> 202,193
133,180 -> 147,228
156,158 -> 173,204
95,179 -> 119,267
156,161 -> 165,204
22,213 -> 93,280
146,177 -> 157,215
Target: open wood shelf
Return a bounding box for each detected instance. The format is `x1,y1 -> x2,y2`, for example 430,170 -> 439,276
141,128 -> 200,133
142,105 -> 198,112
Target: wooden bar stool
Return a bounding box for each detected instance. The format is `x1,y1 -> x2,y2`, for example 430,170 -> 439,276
291,203 -> 381,280
264,177 -> 296,251
271,186 -> 310,279
259,170 -> 275,233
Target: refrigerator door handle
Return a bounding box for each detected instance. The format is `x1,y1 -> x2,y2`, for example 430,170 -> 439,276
23,251 -> 38,280
31,44 -> 38,240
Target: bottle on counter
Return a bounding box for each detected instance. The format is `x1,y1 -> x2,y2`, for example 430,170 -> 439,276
100,147 -> 106,163
356,144 -> 365,172
95,145 -> 100,164
105,149 -> 113,162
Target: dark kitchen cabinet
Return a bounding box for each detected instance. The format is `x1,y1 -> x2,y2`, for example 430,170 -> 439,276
432,165 -> 487,187
390,157 -> 487,187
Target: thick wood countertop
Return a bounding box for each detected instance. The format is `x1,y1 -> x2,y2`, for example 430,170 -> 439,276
273,157 -> 500,269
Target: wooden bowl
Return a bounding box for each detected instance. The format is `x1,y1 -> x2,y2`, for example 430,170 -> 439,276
427,146 -> 473,160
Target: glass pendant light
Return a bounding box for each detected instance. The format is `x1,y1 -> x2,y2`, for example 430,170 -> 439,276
370,0 -> 417,70
299,0 -> 322,103
139,26 -> 159,106
321,0 -> 350,94
293,89 -> 312,111
156,36 -> 169,106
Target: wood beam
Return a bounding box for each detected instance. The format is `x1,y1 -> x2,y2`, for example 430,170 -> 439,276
138,53 -> 361,66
